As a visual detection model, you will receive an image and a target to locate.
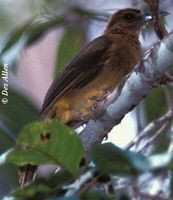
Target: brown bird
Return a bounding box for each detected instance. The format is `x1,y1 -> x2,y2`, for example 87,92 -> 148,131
20,8 -> 155,186
40,8 -> 149,126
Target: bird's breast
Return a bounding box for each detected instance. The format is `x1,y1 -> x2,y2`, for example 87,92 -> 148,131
49,35 -> 142,124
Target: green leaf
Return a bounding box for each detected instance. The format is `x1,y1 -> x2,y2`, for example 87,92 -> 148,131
55,26 -> 85,74
0,87 -> 38,134
13,184 -> 51,200
13,170 -> 73,200
26,18 -> 64,46
93,143 -> 173,176
70,6 -> 98,18
0,17 -> 63,69
144,87 -> 167,123
7,120 -> 85,176
153,122 -> 171,153
154,86 -> 173,152
45,170 -> 73,188
0,18 -> 34,56
143,87 -> 171,152
0,121 -> 16,153
0,18 -> 34,70
92,143 -> 151,175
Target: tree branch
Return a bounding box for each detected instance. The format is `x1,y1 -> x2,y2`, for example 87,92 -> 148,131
126,107 -> 173,150
80,31 -> 173,154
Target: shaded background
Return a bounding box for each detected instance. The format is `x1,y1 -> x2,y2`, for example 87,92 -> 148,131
0,0 -> 173,197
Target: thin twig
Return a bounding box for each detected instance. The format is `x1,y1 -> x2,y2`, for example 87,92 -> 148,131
64,171 -> 92,196
126,108 -> 173,150
137,123 -> 167,153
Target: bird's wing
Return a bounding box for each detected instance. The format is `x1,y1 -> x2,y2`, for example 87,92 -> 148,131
40,35 -> 111,117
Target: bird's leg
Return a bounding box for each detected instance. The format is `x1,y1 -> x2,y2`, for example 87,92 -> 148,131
90,90 -> 111,116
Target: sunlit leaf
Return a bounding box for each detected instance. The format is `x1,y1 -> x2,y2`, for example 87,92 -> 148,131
7,120 -> 85,176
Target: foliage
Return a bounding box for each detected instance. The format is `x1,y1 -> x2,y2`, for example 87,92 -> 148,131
1,121 -> 173,199
0,0 -> 173,199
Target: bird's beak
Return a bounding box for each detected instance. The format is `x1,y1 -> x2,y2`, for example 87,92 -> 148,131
140,11 -> 169,22
159,11 -> 170,17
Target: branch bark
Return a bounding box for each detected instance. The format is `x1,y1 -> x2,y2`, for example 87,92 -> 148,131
80,31 -> 173,154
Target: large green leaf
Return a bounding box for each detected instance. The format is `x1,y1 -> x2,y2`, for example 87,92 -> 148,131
92,143 -> 149,175
92,143 -> 173,176
54,26 -> 85,74
7,120 -> 85,176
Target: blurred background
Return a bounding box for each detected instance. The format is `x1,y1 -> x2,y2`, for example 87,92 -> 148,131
0,0 -> 173,197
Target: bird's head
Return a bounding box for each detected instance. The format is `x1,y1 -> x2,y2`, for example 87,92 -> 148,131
105,8 -> 167,35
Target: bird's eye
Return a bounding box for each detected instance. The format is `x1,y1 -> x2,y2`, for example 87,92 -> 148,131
124,13 -> 135,21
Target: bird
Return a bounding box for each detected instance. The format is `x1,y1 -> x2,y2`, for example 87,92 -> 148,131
19,8 -> 155,186
39,8 -> 149,126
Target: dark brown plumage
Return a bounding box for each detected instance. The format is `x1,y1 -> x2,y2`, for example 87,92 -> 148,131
19,8 -> 153,186
40,8 -> 146,126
